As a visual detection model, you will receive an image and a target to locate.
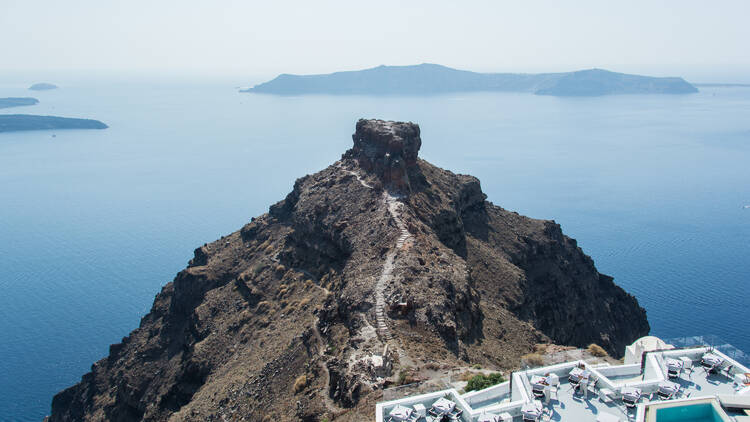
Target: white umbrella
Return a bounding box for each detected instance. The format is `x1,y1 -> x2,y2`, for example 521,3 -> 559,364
431,397 -> 456,414
388,405 -> 413,421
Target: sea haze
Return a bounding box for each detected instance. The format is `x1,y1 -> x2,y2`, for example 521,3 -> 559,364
0,78 -> 749,421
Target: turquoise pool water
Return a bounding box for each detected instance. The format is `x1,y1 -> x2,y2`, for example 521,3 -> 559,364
656,403 -> 725,422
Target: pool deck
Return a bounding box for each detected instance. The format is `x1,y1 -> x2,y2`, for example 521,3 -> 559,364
376,345 -> 750,422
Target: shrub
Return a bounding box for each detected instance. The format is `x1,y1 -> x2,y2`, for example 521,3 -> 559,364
465,372 -> 505,392
588,343 -> 608,357
522,353 -> 545,367
256,301 -> 271,314
397,369 -> 416,385
293,375 -> 307,393
472,363 -> 482,369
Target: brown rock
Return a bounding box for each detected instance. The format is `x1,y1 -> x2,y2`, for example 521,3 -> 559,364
46,119 -> 648,422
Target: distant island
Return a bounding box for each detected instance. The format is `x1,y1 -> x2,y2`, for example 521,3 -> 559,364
0,97 -> 39,109
243,64 -> 698,96
0,115 -> 108,133
29,82 -> 58,91
693,83 -> 750,88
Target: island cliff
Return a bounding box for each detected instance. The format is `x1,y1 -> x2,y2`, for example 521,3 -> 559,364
243,64 -> 698,96
0,97 -> 39,109
0,115 -> 108,133
46,119 -> 649,422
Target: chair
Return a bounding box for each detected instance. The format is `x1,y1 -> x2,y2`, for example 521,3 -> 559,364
446,409 -> 463,421
588,378 -> 599,395
532,379 -> 547,399
549,386 -> 559,402
722,365 -> 734,379
667,368 -> 679,379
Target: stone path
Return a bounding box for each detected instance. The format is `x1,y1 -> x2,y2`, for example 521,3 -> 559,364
334,162 -> 412,343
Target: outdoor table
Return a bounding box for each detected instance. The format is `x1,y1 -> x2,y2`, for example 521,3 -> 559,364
569,367 -> 590,384
546,373 -> 560,386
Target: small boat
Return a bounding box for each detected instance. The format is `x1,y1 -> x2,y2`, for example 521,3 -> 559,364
744,205 -> 750,209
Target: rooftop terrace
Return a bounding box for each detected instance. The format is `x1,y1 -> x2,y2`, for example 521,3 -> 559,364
376,337 -> 750,422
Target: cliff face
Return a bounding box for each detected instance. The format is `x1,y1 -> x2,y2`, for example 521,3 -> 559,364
242,64 -> 697,96
47,119 -> 648,422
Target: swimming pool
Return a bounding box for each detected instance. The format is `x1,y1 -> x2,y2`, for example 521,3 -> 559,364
655,402 -> 727,422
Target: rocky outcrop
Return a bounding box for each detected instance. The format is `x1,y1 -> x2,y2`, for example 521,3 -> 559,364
46,119 -> 648,422
344,119 -> 421,192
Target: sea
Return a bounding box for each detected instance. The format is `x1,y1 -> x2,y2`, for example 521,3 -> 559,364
1,76 -> 748,421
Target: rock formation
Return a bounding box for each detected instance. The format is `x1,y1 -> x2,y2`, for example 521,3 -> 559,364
46,119 -> 649,422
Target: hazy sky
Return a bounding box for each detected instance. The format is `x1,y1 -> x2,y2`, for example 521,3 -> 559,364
2,0 -> 749,83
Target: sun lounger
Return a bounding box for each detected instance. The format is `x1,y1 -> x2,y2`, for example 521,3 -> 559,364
718,394 -> 750,410
621,386 -> 641,408
599,388 -> 614,403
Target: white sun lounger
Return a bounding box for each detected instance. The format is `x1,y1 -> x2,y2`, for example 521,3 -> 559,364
718,394 -> 750,409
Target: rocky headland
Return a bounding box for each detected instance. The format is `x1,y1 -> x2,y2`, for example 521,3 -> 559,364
46,119 -> 649,422
242,64 -> 698,96
0,115 -> 108,133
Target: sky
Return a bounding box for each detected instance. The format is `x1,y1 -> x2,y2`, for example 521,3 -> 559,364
1,0 -> 749,83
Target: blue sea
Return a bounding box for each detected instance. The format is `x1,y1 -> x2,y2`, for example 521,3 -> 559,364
1,77 -> 749,421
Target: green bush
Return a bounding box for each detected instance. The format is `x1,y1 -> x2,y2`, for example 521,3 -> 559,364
465,372 -> 505,392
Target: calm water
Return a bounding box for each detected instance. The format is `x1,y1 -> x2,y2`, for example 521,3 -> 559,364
1,78 -> 748,420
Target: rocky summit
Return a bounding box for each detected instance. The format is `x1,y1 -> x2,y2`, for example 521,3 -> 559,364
46,119 -> 649,422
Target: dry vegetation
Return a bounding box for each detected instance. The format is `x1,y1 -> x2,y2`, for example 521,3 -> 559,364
587,343 -> 608,357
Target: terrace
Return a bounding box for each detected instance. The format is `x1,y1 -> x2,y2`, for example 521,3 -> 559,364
376,337 -> 750,422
